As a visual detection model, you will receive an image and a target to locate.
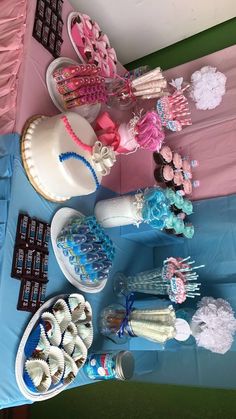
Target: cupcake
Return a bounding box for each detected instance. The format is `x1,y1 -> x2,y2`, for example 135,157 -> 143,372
182,199 -> 193,216
157,165 -> 174,184
172,153 -> 182,170
182,179 -> 193,196
172,172 -> 184,188
173,217 -> 185,235
182,159 -> 191,173
164,212 -> 176,234
172,194 -> 184,213
24,324 -> 50,360
153,146 -> 173,165
165,188 -> 176,205
41,312 -> 62,347
183,225 -> 195,239
154,164 -> 174,184
24,359 -> 52,393
48,347 -> 65,385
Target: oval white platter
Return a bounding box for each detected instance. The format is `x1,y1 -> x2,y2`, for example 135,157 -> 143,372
46,56 -> 101,123
51,207 -> 108,293
15,294 -> 86,402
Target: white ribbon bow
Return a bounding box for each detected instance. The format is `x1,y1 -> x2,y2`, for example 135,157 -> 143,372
92,141 -> 116,176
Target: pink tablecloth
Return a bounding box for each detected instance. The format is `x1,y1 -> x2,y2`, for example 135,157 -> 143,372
119,45 -> 236,200
8,0 -> 122,190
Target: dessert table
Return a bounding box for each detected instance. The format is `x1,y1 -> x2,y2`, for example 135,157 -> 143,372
1,0 -> 236,409
0,0 -> 161,408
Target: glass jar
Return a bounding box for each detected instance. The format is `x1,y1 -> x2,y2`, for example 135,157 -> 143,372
84,351 -> 135,381
99,303 -> 128,344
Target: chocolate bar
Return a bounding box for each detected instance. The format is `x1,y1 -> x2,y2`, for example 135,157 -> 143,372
37,282 -> 47,307
42,24 -> 50,46
27,219 -> 37,246
50,0 -> 57,12
57,0 -> 64,17
23,248 -> 34,277
54,36 -> 63,58
36,0 -> 45,19
32,250 -> 42,279
29,281 -> 40,310
51,12 -> 58,32
42,224 -> 50,250
33,18 -> 43,41
41,253 -> 49,280
45,5 -> 52,26
16,213 -> 30,243
12,246 -> 25,278
57,18 -> 63,38
35,221 -> 44,248
17,280 -> 32,311
48,30 -> 56,54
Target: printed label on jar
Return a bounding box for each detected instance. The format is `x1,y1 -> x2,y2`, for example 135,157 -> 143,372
84,353 -> 116,380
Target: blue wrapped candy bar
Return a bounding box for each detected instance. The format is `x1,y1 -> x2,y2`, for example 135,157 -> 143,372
57,215 -> 115,284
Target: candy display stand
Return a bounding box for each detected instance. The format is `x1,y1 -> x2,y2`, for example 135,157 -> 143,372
51,208 -> 108,293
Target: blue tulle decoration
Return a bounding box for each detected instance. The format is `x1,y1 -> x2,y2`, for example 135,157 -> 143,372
24,323 -> 42,359
141,187 -> 171,230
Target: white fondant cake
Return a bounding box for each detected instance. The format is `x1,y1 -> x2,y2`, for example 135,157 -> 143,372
21,112 -> 102,202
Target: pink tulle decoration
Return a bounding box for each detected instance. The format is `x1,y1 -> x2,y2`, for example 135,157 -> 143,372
135,111 -> 165,152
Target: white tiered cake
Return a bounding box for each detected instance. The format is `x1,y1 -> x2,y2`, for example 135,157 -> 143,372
21,112 -> 102,202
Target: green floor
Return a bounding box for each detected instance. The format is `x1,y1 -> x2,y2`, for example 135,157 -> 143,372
31,18 -> 236,419
31,381 -> 236,419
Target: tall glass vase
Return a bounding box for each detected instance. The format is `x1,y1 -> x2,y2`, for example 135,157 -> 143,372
113,267 -> 168,296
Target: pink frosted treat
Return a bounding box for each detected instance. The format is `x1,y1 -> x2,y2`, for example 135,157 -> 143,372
162,165 -> 174,182
173,152 -> 182,170
153,145 -> 172,165
154,164 -> 174,184
173,171 -> 184,187
182,179 -> 193,195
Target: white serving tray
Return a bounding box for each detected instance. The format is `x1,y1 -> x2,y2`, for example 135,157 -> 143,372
51,207 -> 108,293
46,56 -> 101,123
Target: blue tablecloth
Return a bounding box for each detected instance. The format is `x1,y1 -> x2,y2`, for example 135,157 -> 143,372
0,134 -> 161,409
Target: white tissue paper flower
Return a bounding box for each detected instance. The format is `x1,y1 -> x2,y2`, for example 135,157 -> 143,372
190,66 -> 226,110
191,297 -> 236,354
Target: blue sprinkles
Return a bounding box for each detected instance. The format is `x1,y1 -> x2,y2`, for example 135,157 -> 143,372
59,152 -> 100,190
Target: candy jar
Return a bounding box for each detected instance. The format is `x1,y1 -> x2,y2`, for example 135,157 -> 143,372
99,303 -> 128,344
113,268 -> 164,296
84,350 -> 134,381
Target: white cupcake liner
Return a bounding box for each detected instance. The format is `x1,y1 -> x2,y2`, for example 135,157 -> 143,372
68,294 -> 85,323
75,301 -> 92,324
32,324 -> 50,360
48,346 -> 65,385
52,299 -> 72,333
62,322 -> 78,355
62,322 -> 77,346
41,312 -> 62,347
62,350 -> 78,386
72,335 -> 87,369
76,321 -> 93,349
25,359 -> 51,393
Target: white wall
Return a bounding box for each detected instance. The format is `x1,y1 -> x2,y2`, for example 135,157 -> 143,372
69,0 -> 236,64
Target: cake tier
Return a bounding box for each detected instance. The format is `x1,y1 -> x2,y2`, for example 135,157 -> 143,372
94,195 -> 143,227
21,112 -> 102,201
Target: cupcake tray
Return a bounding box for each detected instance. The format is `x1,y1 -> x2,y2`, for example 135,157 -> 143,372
15,294 -> 74,401
51,208 -> 108,293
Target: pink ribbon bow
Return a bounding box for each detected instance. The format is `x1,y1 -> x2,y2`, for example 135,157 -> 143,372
95,112 -> 121,151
